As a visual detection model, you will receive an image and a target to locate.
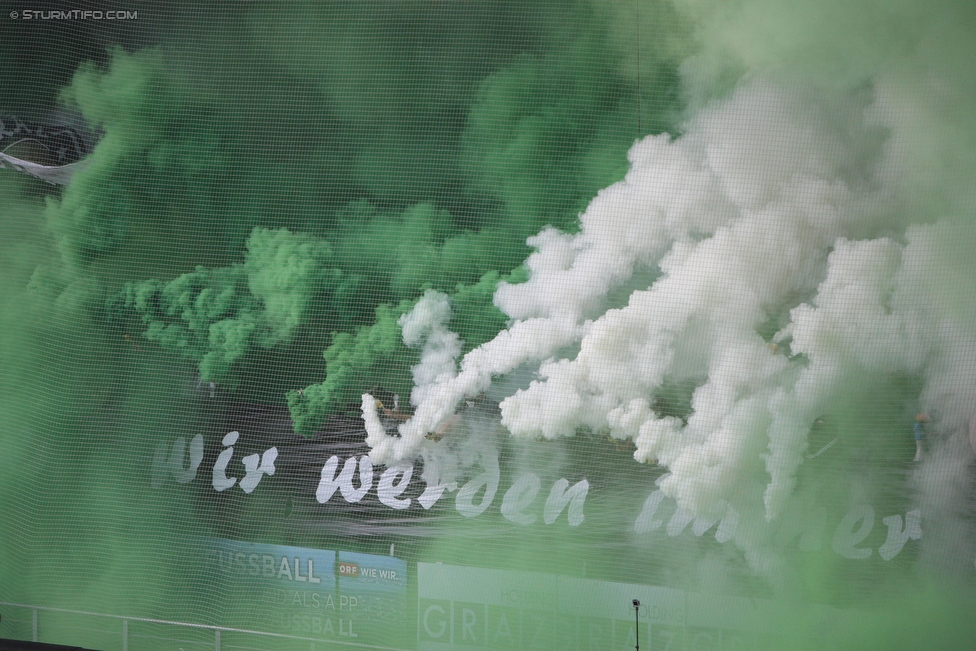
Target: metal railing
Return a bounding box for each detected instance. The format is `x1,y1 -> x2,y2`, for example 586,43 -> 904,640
0,602 -> 409,651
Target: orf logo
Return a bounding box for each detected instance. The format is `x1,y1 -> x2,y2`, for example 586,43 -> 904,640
338,562 -> 359,577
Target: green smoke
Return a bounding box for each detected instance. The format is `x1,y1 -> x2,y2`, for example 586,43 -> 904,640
1,1 -> 975,649
114,226 -> 345,384
37,1 -> 684,422
1,0 -> 684,618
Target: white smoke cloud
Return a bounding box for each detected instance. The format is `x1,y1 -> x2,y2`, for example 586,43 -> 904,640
398,289 -> 462,407
388,85 -> 960,506
372,78 -> 889,511
365,3 -> 976,575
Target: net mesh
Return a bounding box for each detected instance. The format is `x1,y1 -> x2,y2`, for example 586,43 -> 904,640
1,2 -> 976,650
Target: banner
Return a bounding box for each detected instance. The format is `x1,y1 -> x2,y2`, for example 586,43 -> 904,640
155,403 -> 926,571
203,539 -> 407,647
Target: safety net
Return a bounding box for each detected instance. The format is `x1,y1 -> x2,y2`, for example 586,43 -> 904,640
1,2 -> 975,650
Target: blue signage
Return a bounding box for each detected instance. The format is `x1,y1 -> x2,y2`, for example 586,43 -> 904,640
203,539 -> 406,646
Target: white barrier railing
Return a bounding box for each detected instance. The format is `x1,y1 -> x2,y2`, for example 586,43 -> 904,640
0,602 -> 409,651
